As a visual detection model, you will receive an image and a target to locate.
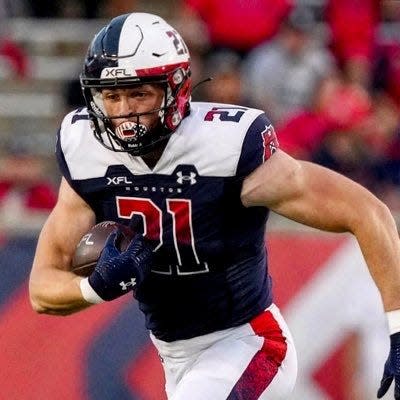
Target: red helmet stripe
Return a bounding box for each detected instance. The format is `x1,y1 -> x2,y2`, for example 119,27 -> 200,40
135,62 -> 190,77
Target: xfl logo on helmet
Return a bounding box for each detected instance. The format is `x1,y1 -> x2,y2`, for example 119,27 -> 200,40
176,171 -> 197,185
102,68 -> 137,78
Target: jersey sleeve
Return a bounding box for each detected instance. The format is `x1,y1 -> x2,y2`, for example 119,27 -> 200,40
235,113 -> 279,178
54,109 -> 87,195
55,126 -> 72,182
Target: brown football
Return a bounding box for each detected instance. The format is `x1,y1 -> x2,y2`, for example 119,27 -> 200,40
71,221 -> 134,277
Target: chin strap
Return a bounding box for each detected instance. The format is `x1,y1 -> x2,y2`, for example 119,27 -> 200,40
192,77 -> 213,93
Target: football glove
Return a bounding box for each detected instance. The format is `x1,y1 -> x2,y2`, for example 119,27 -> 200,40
378,331 -> 400,399
87,228 -> 153,301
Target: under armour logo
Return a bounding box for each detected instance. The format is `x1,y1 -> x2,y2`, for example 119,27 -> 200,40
119,278 -> 136,290
176,171 -> 197,185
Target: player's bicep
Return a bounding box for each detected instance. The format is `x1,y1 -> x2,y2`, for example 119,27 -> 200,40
241,149 -> 377,233
32,178 -> 95,272
241,150 -> 303,210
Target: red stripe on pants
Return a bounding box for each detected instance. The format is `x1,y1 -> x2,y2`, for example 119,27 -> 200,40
227,310 -> 287,399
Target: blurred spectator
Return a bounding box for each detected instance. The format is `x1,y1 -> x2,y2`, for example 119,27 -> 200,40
368,94 -> 400,211
373,42 -> 400,110
0,155 -> 57,209
278,71 -> 400,213
243,5 -> 336,123
0,1 -> 29,79
372,0 -> 400,110
316,76 -> 373,131
177,0 -> 291,57
199,50 -> 247,105
275,108 -> 333,161
0,37 -> 29,79
310,78 -> 400,204
0,154 -> 57,231
276,75 -> 370,161
0,136 -> 57,235
325,0 -> 380,88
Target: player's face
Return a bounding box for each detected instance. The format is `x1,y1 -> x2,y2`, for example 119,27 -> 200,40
101,84 -> 164,130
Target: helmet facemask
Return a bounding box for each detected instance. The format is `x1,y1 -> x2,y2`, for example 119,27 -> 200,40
82,79 -> 174,155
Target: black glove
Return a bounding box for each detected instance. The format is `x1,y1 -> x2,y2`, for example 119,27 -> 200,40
378,331 -> 400,399
88,228 -> 153,301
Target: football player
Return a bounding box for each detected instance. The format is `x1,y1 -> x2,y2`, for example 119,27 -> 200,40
29,13 -> 400,399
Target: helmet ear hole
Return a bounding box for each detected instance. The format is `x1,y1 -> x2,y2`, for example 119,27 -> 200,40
171,112 -> 182,127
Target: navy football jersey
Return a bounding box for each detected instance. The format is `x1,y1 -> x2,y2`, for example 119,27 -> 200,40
56,102 -> 279,341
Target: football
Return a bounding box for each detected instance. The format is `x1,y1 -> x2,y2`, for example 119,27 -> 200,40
71,221 -> 134,277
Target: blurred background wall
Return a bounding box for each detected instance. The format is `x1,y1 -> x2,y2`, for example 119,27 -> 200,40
0,0 -> 399,399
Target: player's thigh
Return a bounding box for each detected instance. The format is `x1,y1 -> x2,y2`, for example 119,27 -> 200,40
170,338 -> 296,400
170,333 -> 257,399
171,307 -> 297,400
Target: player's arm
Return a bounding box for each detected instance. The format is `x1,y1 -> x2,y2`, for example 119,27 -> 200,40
242,149 -> 400,398
29,177 -> 96,315
241,149 -> 400,312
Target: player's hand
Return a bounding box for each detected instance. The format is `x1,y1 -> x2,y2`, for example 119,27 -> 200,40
378,332 -> 400,399
87,228 -> 153,301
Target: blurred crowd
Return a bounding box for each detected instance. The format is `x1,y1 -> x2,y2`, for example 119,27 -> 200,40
0,0 -> 137,235
176,0 -> 400,213
0,0 -> 400,226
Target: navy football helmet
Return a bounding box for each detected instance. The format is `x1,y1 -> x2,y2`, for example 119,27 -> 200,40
80,13 -> 192,155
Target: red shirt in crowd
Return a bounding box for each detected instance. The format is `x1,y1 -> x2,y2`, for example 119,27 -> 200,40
0,38 -> 29,78
326,0 -> 380,65
0,181 -> 57,211
184,0 -> 291,52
